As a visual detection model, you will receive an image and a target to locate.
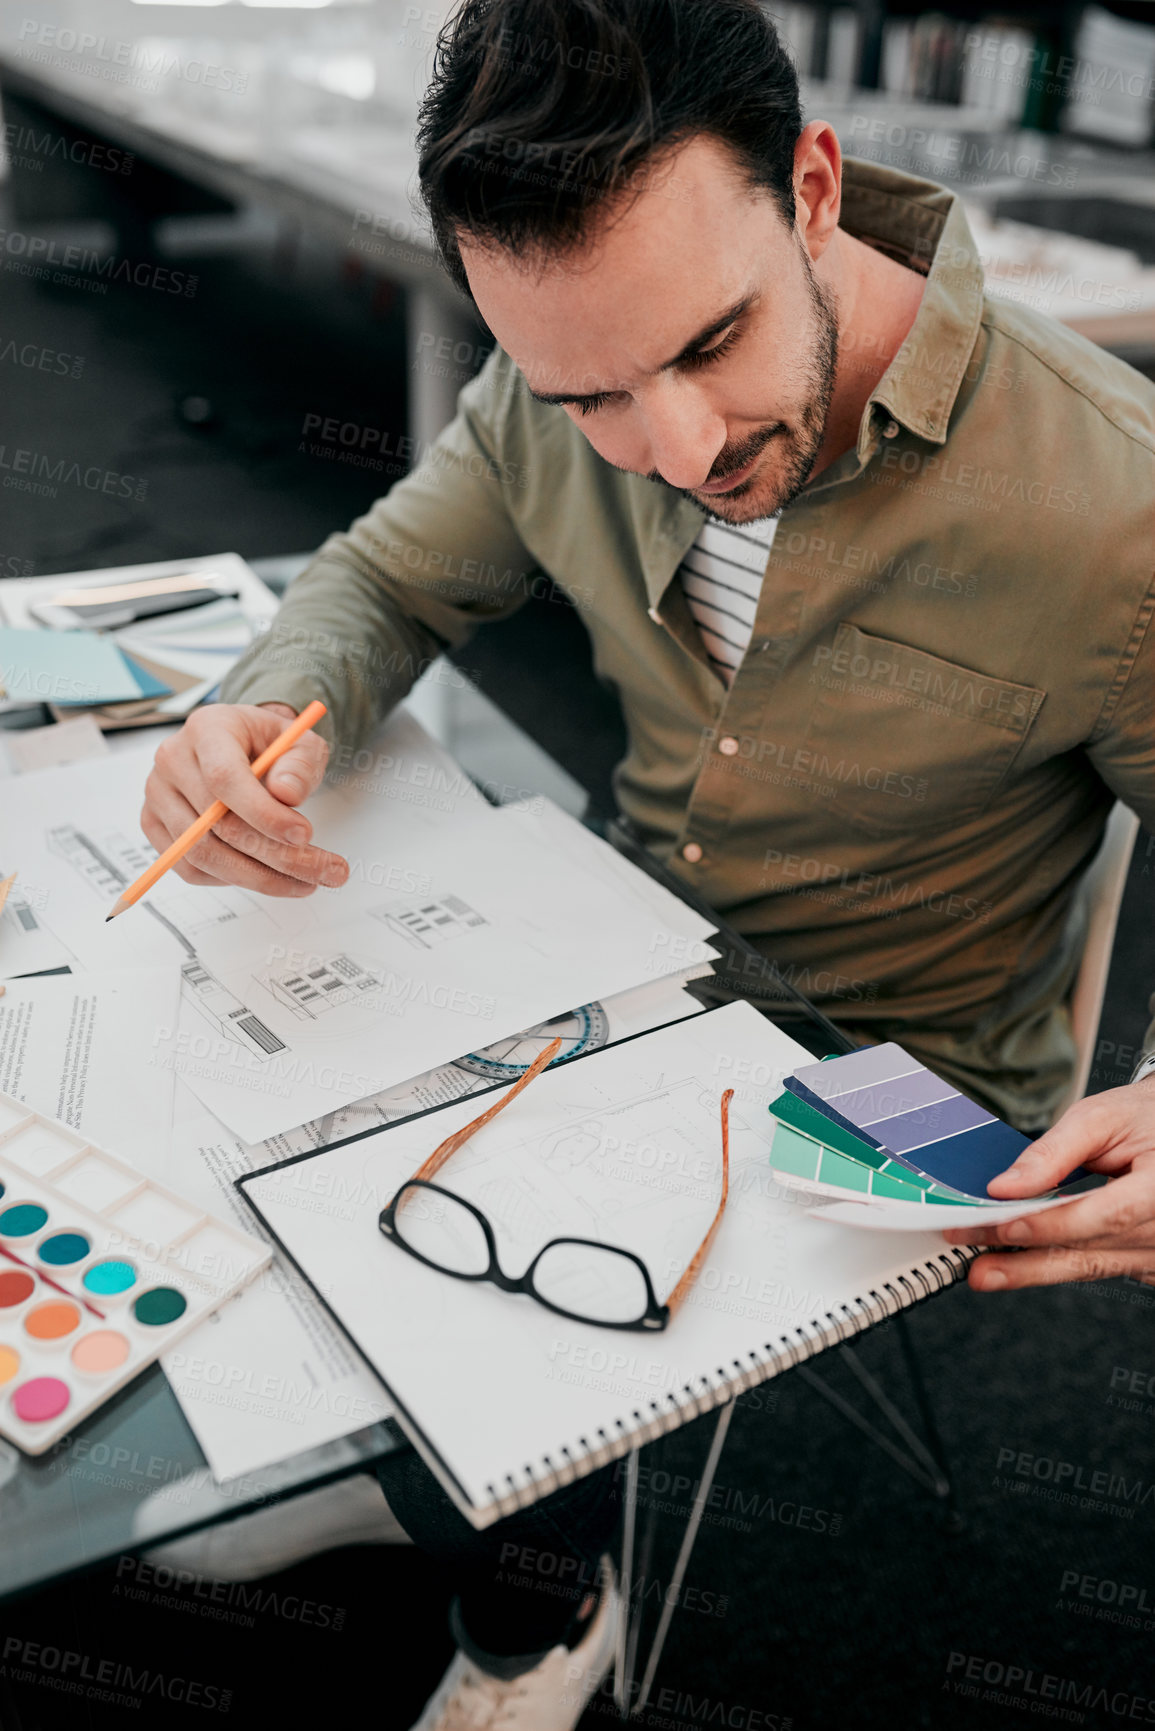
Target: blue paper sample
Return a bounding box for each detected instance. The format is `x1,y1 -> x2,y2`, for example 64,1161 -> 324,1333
0,628 -> 143,707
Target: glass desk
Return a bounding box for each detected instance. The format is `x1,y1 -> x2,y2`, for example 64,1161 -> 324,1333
0,668 -> 853,1604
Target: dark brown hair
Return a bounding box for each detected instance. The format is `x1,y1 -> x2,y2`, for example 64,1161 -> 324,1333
417,0 -> 803,298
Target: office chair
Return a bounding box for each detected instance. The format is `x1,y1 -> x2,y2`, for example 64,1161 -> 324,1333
1055,800 -> 1141,1115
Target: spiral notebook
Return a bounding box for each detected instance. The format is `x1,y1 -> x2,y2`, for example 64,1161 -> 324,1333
238,1002 -> 975,1528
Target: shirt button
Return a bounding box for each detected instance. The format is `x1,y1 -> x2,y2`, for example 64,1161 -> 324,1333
681,842 -> 703,864
883,420 -> 899,439
718,736 -> 739,756
647,606 -> 662,623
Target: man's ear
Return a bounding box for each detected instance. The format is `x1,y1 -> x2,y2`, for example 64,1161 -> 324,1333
793,120 -> 842,265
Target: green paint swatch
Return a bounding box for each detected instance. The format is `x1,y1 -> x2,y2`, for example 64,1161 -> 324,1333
770,1090 -> 915,1174
769,1121 -> 977,1208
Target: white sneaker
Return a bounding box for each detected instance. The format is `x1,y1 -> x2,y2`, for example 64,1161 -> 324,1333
136,1469 -> 411,1581
410,1555 -> 619,1730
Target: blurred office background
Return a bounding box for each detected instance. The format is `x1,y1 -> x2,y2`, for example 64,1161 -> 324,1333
1,0 -> 1153,581
2,6 -> 1155,1726
2,0 -> 1154,805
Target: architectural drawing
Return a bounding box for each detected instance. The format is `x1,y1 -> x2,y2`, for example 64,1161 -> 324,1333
368,892 -> 489,950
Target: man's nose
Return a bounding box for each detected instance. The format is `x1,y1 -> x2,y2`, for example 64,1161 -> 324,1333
640,384 -> 728,490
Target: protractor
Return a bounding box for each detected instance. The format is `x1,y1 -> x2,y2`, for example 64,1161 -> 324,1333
457,1002 -> 611,1081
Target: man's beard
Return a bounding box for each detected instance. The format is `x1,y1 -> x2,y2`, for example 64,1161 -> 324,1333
674,249 -> 839,524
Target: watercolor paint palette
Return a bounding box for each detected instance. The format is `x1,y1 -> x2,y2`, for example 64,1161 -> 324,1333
0,1088 -> 271,1454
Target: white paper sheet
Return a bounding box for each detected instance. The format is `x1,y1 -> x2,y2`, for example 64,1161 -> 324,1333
0,876 -> 74,979
0,711 -> 495,994
176,797 -> 714,1141
796,1191 -> 1079,1231
158,1085 -> 396,1482
160,970 -> 708,1481
0,967 -> 179,1165
2,716 -> 109,776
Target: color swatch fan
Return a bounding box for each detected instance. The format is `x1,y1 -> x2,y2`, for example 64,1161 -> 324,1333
0,1088 -> 271,1454
783,1043 -> 1032,1197
765,1043 -> 1089,1230
767,1089 -> 985,1210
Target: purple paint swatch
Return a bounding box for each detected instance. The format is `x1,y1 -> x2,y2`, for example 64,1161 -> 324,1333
791,1046 -> 1034,1199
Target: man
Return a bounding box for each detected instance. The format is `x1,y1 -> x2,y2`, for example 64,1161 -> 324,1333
142,0 -> 1155,1722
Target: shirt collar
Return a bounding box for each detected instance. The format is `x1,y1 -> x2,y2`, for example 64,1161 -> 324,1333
838,156 -> 986,450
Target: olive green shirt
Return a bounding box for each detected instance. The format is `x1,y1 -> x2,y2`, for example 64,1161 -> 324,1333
222,159 -> 1155,1131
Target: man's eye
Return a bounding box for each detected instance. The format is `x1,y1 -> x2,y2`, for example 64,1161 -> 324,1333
572,325 -> 740,416
682,327 -> 740,370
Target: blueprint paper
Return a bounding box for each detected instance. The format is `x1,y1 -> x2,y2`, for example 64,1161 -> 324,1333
157,1085 -> 395,1482
0,712 -> 714,1139
175,805 -> 712,1142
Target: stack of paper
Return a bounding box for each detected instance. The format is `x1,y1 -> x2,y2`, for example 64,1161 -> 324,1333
767,1043 -> 1082,1231
0,554 -> 278,730
0,708 -> 720,1480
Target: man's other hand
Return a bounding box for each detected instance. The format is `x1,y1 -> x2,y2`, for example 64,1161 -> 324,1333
944,1078 -> 1155,1291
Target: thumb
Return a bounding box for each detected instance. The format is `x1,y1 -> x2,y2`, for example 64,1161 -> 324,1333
986,1098 -> 1108,1197
264,734 -> 328,807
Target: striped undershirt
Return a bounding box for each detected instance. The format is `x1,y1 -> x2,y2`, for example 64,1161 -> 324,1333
679,513 -> 780,685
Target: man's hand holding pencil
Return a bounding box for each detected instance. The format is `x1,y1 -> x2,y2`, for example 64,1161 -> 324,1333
139,701 -> 350,901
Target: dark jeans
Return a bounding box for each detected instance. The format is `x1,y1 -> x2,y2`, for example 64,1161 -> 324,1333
376,1447 -> 618,1663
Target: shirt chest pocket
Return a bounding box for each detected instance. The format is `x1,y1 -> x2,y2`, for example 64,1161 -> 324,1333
802,624 -> 1046,837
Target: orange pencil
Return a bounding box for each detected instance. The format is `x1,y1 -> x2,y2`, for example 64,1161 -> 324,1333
106,699 -> 328,920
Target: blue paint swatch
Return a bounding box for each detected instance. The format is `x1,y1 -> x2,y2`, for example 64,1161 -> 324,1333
788,1046 -> 1051,1199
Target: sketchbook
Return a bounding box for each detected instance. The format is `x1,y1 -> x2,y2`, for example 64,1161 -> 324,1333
239,1001 -> 976,1528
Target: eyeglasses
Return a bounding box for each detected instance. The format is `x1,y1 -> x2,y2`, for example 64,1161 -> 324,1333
379,1036 -> 732,1331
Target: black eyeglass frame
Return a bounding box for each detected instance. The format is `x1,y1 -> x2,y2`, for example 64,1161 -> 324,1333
378,1177 -> 671,1331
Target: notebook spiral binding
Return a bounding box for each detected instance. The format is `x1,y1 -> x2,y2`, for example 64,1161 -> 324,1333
486,1245 -> 979,1520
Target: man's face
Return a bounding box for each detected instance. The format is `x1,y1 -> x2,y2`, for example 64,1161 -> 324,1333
458,133 -> 839,525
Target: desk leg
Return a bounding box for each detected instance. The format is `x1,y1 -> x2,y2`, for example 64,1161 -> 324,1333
613,1448 -> 640,1715
617,1400 -> 737,1719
